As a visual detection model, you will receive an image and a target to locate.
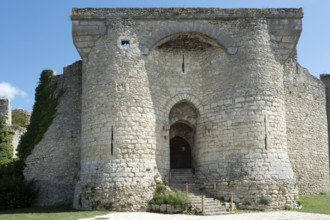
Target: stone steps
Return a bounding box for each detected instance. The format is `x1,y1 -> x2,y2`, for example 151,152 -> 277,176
170,168 -> 228,215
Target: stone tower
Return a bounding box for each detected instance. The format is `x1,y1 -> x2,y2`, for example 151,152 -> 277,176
71,8 -> 304,210
0,97 -> 12,126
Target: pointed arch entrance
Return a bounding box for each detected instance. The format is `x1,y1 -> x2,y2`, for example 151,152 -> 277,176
169,100 -> 199,170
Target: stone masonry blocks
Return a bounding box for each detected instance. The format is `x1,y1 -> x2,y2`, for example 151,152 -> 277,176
24,8 -> 330,210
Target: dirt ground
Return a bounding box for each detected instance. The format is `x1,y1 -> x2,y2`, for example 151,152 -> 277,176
79,211 -> 330,220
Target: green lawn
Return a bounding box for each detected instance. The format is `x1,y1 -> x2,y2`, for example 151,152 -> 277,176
298,193 -> 330,215
0,206 -> 109,220
1,194 -> 330,219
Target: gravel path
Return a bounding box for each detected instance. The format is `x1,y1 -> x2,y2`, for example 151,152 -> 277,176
80,211 -> 330,220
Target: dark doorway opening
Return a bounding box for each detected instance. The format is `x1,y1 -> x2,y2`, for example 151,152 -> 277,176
170,136 -> 192,169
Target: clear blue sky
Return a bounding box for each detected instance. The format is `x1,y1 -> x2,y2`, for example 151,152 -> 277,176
1,0 -> 329,111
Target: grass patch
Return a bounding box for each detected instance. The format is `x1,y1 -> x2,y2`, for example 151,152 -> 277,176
0,206 -> 109,220
298,193 -> 330,215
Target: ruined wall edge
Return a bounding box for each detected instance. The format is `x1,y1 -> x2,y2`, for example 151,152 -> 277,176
24,61 -> 82,206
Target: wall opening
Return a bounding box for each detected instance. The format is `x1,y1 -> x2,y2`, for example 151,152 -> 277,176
121,40 -> 130,49
170,136 -> 191,169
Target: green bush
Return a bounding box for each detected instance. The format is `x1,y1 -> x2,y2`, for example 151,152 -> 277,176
258,195 -> 273,206
155,183 -> 167,194
284,204 -> 293,210
150,184 -> 190,206
0,161 -> 38,210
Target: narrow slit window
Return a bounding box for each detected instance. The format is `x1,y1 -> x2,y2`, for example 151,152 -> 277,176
121,40 -> 130,49
111,126 -> 114,155
182,55 -> 185,73
264,115 -> 267,150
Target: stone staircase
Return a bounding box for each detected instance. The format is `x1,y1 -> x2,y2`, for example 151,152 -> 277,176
170,169 -> 228,215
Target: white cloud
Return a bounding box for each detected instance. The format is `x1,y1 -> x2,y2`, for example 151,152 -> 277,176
0,82 -> 28,100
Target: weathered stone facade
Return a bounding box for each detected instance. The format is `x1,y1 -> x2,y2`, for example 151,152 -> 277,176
0,97 -> 12,126
285,58 -> 330,195
24,8 -> 330,210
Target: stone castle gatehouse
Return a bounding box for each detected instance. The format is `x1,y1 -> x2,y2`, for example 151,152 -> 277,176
24,8 -> 330,210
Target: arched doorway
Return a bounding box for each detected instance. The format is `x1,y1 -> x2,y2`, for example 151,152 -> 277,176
170,136 -> 192,169
169,100 -> 198,170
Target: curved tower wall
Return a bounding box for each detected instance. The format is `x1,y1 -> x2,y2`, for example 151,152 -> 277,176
73,20 -> 158,211
194,19 -> 297,207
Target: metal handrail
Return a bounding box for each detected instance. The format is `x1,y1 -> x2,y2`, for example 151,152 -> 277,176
191,157 -> 218,198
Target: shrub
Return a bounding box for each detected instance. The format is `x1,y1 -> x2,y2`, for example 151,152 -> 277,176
165,191 -> 190,206
258,195 -> 273,206
0,161 -> 38,210
155,183 -> 167,194
149,185 -> 190,206
284,204 -> 293,210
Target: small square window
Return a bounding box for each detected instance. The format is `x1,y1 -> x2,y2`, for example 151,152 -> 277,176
121,40 -> 130,49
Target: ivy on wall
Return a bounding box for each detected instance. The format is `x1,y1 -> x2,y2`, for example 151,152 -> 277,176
0,69 -> 62,210
0,116 -> 14,165
11,109 -> 30,129
17,69 -> 63,165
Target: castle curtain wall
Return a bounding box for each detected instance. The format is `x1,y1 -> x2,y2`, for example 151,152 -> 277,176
284,59 -> 330,195
24,61 -> 82,206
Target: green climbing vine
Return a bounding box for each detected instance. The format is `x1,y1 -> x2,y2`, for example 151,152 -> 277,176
0,69 -> 62,210
17,69 -> 63,165
0,116 -> 14,165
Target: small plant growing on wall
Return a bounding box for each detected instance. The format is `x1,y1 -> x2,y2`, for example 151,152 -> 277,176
258,194 -> 273,206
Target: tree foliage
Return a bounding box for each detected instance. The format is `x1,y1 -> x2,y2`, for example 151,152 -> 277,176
0,161 -> 38,210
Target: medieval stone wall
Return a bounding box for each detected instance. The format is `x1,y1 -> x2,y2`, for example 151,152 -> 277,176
285,58 -> 330,195
71,8 -> 303,210
24,61 -> 82,206
23,8 -> 330,211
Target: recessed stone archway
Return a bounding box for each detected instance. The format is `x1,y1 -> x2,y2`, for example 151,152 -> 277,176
168,100 -> 199,170
140,23 -> 237,55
